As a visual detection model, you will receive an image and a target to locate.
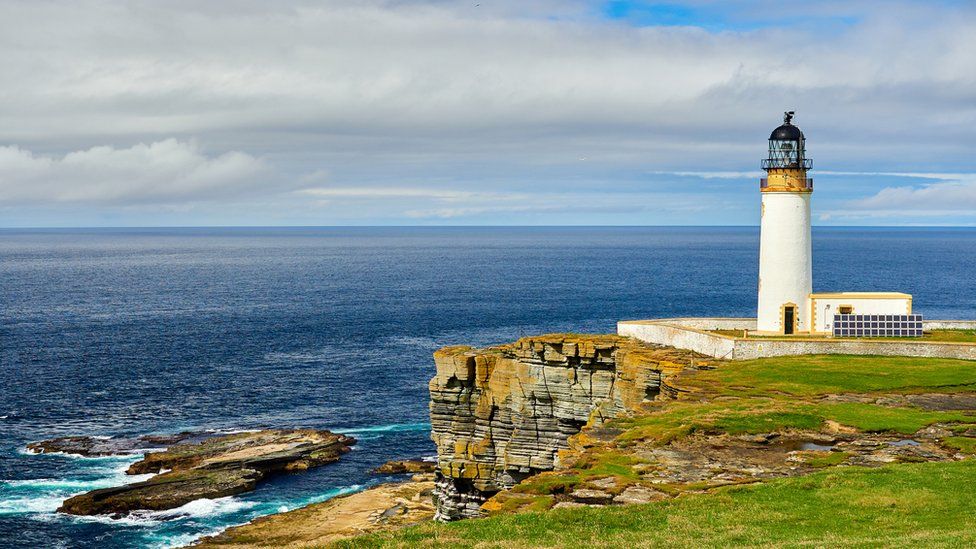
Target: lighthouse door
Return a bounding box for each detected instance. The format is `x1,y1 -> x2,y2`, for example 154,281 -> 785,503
783,306 -> 796,335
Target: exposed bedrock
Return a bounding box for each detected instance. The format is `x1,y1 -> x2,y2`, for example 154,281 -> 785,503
57,429 -> 355,516
428,335 -> 696,521
27,432 -> 205,457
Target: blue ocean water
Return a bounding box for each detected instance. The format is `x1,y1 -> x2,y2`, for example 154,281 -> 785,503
1,226 -> 974,548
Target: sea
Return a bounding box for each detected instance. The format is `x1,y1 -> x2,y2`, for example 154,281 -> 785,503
1,226 -> 975,548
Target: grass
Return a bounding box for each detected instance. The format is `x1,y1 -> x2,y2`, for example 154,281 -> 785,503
804,451 -> 849,468
818,402 -> 975,433
683,354 -> 976,397
944,437 -> 976,454
928,329 -> 976,343
709,329 -> 976,343
611,398 -> 975,444
335,461 -> 976,548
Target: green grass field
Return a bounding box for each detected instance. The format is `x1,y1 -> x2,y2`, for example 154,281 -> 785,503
687,354 -> 976,396
338,461 -> 976,548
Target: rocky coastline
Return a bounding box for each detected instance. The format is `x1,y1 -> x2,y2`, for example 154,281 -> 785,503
177,334 -> 976,546
40,429 -> 355,516
197,478 -> 436,548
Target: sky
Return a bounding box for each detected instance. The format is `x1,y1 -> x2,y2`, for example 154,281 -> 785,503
1,0 -> 975,227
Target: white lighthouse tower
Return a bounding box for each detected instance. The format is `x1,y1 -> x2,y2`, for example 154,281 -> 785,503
757,112 -> 813,334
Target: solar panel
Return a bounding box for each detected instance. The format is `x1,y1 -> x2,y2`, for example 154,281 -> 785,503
832,314 -> 923,338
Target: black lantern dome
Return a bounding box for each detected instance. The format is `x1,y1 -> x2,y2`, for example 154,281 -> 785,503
762,111 -> 812,170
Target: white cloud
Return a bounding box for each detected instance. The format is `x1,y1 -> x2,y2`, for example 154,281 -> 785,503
0,1 -> 975,224
0,140 -> 268,205
850,176 -> 976,212
2,2 -> 973,157
656,171 -> 763,179
298,187 -> 526,202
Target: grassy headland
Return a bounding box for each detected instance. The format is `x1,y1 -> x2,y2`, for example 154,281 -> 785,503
339,460 -> 976,548
335,352 -> 976,548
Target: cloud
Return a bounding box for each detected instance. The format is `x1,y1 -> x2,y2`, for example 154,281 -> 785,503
1,1 -> 975,225
655,171 -> 762,179
0,140 -> 268,205
297,187 -> 526,202
849,175 -> 976,212
297,182 -> 715,221
3,2 -> 974,154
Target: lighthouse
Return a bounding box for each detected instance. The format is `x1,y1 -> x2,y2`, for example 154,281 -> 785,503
756,112 -> 813,334
620,111 -> 920,349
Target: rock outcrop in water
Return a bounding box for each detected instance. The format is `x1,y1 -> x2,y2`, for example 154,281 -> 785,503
57,429 -> 355,516
27,432 -> 204,457
428,334 -> 695,520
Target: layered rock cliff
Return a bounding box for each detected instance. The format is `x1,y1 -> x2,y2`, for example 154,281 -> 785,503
428,334 -> 693,520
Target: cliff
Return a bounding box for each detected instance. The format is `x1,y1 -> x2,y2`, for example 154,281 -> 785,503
428,334 -> 697,520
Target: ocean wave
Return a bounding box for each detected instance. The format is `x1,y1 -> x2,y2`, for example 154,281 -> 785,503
203,428 -> 261,435
285,484 -> 363,510
18,447 -> 148,461
0,494 -> 71,516
262,350 -> 333,364
144,487 -> 364,549
0,459 -> 153,516
384,335 -> 440,348
69,512 -> 163,527
334,422 -> 431,435
143,496 -> 258,521
151,531 -> 225,549
1,478 -> 118,490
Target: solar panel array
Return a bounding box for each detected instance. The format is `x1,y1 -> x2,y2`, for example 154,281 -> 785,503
832,314 -> 923,338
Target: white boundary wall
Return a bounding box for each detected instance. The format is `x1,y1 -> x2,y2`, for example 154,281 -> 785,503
618,318 -> 976,361
925,320 -> 976,330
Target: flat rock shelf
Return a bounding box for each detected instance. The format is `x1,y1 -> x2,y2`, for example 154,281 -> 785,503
37,429 -> 356,516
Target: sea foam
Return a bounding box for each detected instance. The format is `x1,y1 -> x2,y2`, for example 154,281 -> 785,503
334,422 -> 431,435
0,456 -> 151,516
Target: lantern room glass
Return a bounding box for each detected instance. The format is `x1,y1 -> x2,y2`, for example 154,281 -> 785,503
763,137 -> 812,170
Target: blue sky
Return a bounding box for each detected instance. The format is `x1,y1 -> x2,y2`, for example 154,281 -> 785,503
0,0 -> 974,227
600,1 -> 862,30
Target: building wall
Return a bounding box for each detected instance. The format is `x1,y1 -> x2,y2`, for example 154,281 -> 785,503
659,318 -> 757,330
618,318 -> 976,361
809,295 -> 912,334
731,338 -> 976,361
757,191 -> 812,333
617,320 -> 737,360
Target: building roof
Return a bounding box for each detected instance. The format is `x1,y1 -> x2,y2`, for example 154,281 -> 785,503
810,292 -> 912,299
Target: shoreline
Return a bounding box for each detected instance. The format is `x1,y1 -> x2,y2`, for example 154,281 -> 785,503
193,478 -> 436,548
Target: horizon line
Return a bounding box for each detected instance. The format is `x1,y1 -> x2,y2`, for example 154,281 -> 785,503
3,224 -> 976,231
